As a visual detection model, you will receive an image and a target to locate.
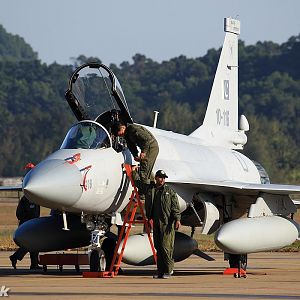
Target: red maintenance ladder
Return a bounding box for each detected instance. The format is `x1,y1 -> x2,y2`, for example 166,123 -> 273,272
83,164 -> 157,278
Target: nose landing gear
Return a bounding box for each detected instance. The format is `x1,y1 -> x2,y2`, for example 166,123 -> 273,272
81,214 -> 110,272
89,248 -> 106,272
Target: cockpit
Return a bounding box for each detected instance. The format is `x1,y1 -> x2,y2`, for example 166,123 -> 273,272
64,62 -> 133,153
60,121 -> 111,150
65,63 -> 133,134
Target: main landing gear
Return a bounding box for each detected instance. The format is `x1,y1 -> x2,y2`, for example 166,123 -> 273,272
225,253 -> 248,278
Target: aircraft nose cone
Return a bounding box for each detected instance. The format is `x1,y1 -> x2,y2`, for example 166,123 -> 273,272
23,159 -> 82,208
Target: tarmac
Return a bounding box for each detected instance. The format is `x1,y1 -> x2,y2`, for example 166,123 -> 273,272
1,251 -> 300,299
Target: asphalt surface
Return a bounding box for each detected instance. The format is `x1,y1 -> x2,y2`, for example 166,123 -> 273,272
1,251 -> 300,299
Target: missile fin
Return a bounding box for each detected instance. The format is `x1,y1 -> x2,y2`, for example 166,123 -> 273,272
193,249 -> 215,261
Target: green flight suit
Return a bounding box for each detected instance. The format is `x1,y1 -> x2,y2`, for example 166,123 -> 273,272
124,124 -> 159,185
145,183 -> 181,275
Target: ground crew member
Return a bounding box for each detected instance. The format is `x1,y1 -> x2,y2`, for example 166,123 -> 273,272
145,170 -> 181,279
9,195 -> 41,270
111,122 -> 159,192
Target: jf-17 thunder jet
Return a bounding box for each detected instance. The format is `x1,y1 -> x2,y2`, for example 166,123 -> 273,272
2,17 -> 300,273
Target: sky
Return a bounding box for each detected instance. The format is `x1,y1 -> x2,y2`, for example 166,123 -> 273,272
0,0 -> 300,66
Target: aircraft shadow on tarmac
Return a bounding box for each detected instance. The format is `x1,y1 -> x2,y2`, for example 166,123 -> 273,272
0,267 -> 221,277
0,267 -> 271,277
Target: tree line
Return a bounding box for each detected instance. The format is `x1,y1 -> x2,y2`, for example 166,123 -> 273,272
0,24 -> 299,183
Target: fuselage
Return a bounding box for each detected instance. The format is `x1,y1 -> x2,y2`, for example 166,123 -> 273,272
23,121 -> 261,215
149,125 -> 260,185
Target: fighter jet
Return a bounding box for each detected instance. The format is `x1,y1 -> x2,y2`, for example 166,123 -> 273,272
2,17 -> 300,272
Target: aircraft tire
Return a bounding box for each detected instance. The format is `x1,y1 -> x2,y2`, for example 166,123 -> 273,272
90,249 -> 106,272
101,238 -> 116,271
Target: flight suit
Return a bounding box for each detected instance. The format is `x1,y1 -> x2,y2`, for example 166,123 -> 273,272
10,196 -> 40,269
145,183 -> 181,275
124,124 -> 159,185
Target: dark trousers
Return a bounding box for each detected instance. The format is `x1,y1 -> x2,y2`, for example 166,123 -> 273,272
11,248 -> 39,266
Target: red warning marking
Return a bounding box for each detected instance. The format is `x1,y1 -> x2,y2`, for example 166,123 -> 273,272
65,153 -> 81,164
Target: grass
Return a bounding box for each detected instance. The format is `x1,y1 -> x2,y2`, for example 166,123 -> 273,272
0,197 -> 50,250
1,195 -> 300,252
0,227 -> 17,250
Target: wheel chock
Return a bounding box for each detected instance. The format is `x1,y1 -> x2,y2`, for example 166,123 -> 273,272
223,268 -> 247,278
82,271 -> 115,278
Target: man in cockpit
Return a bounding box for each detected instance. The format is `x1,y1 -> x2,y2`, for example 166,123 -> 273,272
75,125 -> 97,149
111,122 -> 159,193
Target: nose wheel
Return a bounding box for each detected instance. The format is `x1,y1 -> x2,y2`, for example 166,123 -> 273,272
89,249 -> 106,272
85,222 -> 108,272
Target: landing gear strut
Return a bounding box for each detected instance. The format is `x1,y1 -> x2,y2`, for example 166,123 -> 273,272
224,253 -> 247,278
228,254 -> 247,270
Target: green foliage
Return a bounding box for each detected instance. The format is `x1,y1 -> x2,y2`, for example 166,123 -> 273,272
0,24 -> 299,184
0,58 -> 74,175
0,25 -> 38,62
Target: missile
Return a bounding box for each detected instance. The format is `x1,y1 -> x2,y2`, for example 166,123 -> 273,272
14,216 -> 214,266
215,216 -> 300,254
118,231 -> 198,266
14,214 -> 90,252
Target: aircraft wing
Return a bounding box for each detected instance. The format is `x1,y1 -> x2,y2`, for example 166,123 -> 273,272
169,179 -> 300,196
0,185 -> 22,192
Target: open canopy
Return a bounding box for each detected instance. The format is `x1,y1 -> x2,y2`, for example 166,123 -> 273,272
65,63 -> 133,130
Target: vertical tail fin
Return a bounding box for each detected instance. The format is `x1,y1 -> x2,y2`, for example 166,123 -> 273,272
203,17 -> 240,130
191,18 -> 247,149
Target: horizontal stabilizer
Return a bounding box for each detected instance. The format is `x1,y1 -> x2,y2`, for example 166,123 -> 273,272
193,249 -> 215,261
